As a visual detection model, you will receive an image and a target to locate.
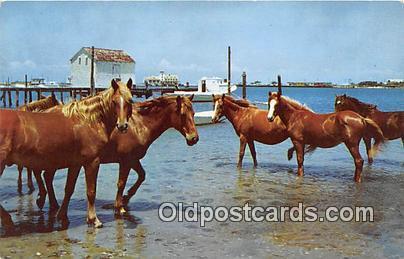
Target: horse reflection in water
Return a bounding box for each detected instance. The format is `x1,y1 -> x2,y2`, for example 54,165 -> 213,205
39,95 -> 199,218
0,79 -> 133,227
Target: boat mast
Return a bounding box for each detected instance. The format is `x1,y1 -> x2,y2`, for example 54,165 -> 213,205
227,46 -> 231,95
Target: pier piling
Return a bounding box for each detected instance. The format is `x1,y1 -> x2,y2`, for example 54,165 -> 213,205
7,90 -> 12,107
15,90 -> 19,107
242,72 -> 247,99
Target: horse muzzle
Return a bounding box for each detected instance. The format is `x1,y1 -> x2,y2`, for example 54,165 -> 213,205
268,116 -> 275,122
186,133 -> 199,146
116,122 -> 129,133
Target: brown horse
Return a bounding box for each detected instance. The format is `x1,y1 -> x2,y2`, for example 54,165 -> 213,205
335,94 -> 403,163
267,76 -> 385,182
16,94 -> 60,193
211,94 -> 296,168
39,95 -> 199,217
0,79 -> 133,227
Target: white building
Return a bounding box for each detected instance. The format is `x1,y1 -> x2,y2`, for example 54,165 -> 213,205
144,71 -> 179,87
69,47 -> 135,88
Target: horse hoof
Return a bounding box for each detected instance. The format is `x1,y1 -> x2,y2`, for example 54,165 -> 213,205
87,217 -> 103,228
36,197 -> 45,210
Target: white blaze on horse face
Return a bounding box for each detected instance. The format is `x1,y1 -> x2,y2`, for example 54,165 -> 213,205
212,100 -> 219,120
268,99 -> 277,120
336,100 -> 341,105
120,96 -> 125,123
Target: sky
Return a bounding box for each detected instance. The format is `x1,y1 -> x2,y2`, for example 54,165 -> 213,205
0,1 -> 403,85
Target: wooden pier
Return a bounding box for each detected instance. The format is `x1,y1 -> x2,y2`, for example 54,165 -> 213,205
0,87 -> 153,108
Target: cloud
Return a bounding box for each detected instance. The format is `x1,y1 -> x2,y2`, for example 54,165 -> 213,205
158,58 -> 210,73
9,59 -> 37,69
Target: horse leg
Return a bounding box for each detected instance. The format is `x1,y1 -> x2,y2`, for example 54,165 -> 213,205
17,165 -> 23,194
27,167 -> 35,193
57,166 -> 81,221
122,160 -> 145,207
44,169 -> 59,212
345,141 -> 364,183
84,159 -> 102,228
292,140 -> 305,177
33,170 -> 47,210
363,137 -> 373,164
247,140 -> 258,168
114,160 -> 131,215
287,146 -> 295,161
0,204 -> 14,228
237,135 -> 247,168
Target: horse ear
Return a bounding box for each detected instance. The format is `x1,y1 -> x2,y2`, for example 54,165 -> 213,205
343,94 -> 346,97
127,78 -> 133,90
222,93 -> 225,101
189,94 -> 194,102
111,79 -> 119,91
268,91 -> 272,96
176,95 -> 181,113
277,75 -> 282,96
212,94 -> 215,101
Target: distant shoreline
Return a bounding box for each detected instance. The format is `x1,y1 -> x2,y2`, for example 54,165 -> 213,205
238,85 -> 404,89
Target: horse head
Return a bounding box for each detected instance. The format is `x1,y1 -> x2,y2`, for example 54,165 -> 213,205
211,94 -> 226,123
267,75 -> 282,122
111,78 -> 134,133
173,95 -> 199,146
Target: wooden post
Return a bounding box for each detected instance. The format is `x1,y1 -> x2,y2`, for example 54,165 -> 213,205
29,89 -> 32,102
37,90 -> 41,100
7,90 -> 12,107
90,46 -> 95,95
24,74 -> 28,104
2,91 -> 5,107
15,89 -> 19,107
227,46 -> 231,95
202,80 -> 206,92
242,71 -> 247,99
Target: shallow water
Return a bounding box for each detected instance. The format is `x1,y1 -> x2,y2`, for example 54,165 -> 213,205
1,87 -> 403,258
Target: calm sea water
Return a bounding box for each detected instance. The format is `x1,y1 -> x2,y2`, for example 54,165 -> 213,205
0,87 -> 403,258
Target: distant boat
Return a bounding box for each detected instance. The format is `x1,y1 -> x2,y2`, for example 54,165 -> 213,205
165,77 -> 237,102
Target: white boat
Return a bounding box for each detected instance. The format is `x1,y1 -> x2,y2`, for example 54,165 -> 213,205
194,110 -> 225,126
166,77 -> 237,102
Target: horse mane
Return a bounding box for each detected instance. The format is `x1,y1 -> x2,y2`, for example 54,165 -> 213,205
342,95 -> 377,115
135,96 -> 192,115
18,95 -> 59,112
61,88 -> 114,123
281,96 -> 314,113
224,96 -> 257,109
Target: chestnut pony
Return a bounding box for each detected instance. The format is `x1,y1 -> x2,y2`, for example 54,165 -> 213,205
211,94 -> 296,168
267,76 -> 385,182
39,95 -> 199,216
335,94 -> 403,163
0,79 -> 133,227
16,93 -> 60,193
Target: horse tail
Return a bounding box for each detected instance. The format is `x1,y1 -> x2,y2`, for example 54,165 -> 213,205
363,118 -> 385,158
287,145 -> 317,161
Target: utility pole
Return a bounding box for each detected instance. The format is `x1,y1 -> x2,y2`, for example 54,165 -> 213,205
90,46 -> 95,95
227,46 -> 231,95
